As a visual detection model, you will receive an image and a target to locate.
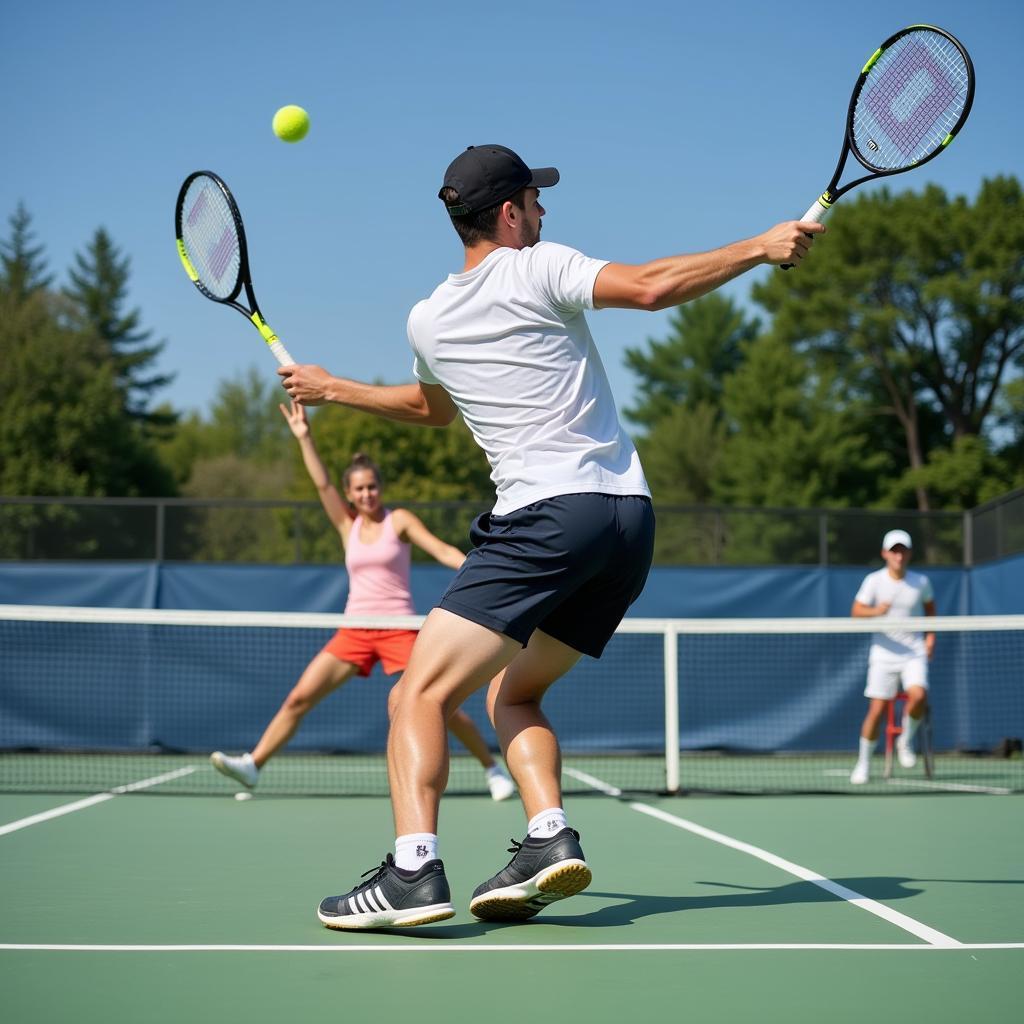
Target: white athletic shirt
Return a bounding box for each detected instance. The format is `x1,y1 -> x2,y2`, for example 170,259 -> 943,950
854,568 -> 935,663
407,241 -> 650,515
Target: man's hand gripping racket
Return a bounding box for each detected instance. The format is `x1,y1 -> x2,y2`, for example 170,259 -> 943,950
782,24 -> 974,269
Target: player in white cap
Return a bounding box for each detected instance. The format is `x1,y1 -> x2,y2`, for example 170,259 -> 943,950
849,530 -> 936,784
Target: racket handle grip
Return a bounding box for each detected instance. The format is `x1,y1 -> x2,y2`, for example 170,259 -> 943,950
780,198 -> 830,271
249,313 -> 296,364
269,340 -> 296,365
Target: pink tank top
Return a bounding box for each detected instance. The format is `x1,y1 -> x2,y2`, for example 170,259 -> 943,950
343,510 -> 416,616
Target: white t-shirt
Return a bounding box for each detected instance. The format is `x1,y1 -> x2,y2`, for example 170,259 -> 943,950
854,567 -> 935,663
407,241 -> 650,515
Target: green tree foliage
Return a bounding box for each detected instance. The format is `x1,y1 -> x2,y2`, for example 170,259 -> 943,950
623,292 -> 757,429
714,334 -> 885,510
166,454 -> 301,563
1,291 -> 125,496
625,293 -> 758,524
64,227 -> 174,428
636,401 -> 725,506
751,177 -> 1024,511
0,210 -> 175,512
157,368 -> 494,561
889,436 -> 1013,510
0,203 -> 52,302
0,287 -> 175,555
288,404 -> 494,561
158,367 -> 294,489
297,404 -> 492,504
156,369 -> 298,560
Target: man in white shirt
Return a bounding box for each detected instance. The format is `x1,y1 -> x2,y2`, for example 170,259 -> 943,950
849,529 -> 937,784
279,143 -> 824,929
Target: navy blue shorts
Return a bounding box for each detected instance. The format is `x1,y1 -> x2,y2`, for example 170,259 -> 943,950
438,493 -> 655,658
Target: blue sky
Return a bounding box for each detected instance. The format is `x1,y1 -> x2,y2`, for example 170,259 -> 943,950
5,0 -> 1021,420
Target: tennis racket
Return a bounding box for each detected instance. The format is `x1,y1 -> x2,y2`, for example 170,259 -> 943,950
782,24 -> 975,269
175,170 -> 295,364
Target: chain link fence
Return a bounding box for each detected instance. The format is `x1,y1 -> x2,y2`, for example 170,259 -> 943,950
2,493 -> 1011,566
968,488 -> 1024,565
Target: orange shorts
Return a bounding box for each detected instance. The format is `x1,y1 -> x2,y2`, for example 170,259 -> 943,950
321,628 -> 418,678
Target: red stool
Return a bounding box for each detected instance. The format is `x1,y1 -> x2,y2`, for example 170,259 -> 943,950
882,694 -> 908,780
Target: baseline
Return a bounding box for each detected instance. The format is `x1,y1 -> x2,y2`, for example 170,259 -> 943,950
1,943 -> 1021,953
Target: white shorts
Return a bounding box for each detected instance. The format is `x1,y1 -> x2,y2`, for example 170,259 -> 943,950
864,658 -> 929,700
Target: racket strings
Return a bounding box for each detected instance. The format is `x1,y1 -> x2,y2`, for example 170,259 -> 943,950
853,30 -> 970,171
180,178 -> 242,299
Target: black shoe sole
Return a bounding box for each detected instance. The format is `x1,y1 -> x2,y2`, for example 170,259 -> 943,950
470,860 -> 592,921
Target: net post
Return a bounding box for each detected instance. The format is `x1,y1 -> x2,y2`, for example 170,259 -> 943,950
154,501 -> 165,562
663,623 -> 680,794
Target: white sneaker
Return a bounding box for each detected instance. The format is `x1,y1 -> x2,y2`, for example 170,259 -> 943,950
850,762 -> 869,785
486,768 -> 515,802
210,751 -> 259,788
897,740 -> 917,769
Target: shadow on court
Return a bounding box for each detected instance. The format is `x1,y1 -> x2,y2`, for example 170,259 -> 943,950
315,877 -> 1024,937
532,876 -> 1024,928
315,876 -> 1019,937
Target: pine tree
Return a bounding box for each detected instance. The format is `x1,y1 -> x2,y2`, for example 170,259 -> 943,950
0,203 -> 53,302
0,288 -> 175,499
623,293 -> 758,430
64,227 -> 175,428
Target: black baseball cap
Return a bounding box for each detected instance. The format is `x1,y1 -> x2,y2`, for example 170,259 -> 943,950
439,144 -> 559,216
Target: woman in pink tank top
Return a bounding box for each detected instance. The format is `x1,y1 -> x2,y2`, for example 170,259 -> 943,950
210,401 -> 514,802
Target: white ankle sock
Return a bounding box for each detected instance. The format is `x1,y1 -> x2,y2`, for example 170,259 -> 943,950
857,736 -> 876,765
394,833 -> 438,871
901,714 -> 920,743
527,807 -> 567,839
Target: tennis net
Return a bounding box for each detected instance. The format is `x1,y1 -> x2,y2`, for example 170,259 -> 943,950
1,605 -> 1021,796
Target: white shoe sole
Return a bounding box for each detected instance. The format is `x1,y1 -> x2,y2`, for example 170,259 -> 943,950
318,902 -> 455,930
470,860 -> 592,921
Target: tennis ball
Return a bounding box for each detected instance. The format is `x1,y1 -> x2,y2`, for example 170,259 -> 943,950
272,105 -> 310,143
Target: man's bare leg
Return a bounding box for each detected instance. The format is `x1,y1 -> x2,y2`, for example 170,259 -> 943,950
486,629 -> 582,820
387,608 -> 522,836
470,630 -> 588,921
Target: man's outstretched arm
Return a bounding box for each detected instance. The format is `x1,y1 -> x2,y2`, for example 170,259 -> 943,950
277,365 -> 458,427
593,220 -> 825,311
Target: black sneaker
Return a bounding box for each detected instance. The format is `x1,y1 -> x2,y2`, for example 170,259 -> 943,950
318,854 -> 455,930
469,827 -> 592,921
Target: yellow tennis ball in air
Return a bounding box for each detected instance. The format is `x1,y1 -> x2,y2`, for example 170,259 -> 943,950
272,105 -> 310,143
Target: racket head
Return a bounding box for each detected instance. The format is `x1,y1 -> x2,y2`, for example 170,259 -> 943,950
175,171 -> 250,304
846,25 -> 975,177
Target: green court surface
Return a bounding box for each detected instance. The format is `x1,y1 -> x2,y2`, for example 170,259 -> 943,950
1,783 -> 1021,1023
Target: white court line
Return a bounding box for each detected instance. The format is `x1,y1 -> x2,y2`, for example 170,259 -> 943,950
629,803 -> 959,946
820,769 -> 1012,795
564,767 -> 622,797
0,767 -> 197,836
1,942 -> 1020,953
564,766 -> 961,946
885,779 -> 1012,795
